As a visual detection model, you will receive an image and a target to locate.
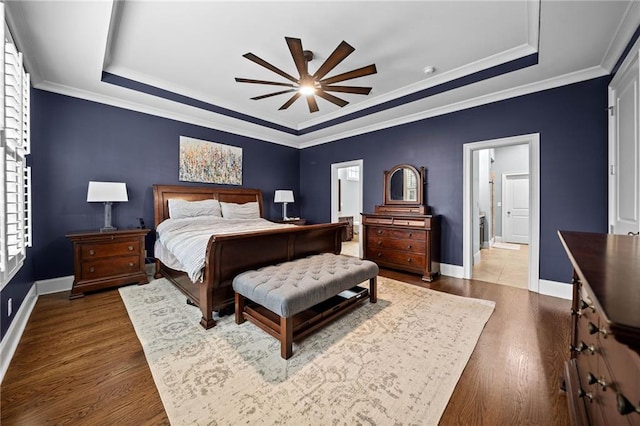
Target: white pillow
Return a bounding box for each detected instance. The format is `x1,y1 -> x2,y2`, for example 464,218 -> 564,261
168,199 -> 222,219
220,201 -> 260,219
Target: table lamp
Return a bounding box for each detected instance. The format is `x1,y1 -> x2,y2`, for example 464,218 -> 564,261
274,190 -> 294,220
87,181 -> 128,232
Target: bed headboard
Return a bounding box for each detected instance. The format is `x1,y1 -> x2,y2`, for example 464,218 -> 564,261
153,184 -> 265,227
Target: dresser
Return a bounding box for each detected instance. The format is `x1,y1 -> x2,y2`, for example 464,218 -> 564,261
558,231 -> 640,425
67,229 -> 150,298
363,212 -> 440,281
362,164 -> 440,282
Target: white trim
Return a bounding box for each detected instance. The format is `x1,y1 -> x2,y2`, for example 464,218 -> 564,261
0,283 -> 36,383
601,0 -> 640,72
463,133 -> 540,293
473,250 -> 482,265
36,275 -> 73,295
440,263 -> 465,279
538,279 -> 572,301
331,160 -> 364,258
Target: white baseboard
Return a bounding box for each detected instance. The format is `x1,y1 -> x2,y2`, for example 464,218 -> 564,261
0,284 -> 37,384
538,279 -> 572,300
495,236 -> 503,242
440,263 -> 464,278
36,275 -> 73,295
473,250 -> 481,264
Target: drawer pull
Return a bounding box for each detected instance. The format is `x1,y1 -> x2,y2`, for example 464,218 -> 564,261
408,233 -> 412,237
570,341 -> 595,355
587,322 -> 609,338
89,250 -> 95,256
580,299 -> 596,313
407,258 -> 412,263
89,267 -> 95,273
407,245 -> 412,249
128,245 -> 134,251
570,308 -> 583,317
377,253 -> 382,258
129,262 -> 134,267
616,392 -> 640,416
586,372 -> 609,390
377,241 -> 382,246
577,389 -> 594,402
377,230 -> 383,235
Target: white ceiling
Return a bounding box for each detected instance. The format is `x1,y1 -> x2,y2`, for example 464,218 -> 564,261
5,1 -> 639,148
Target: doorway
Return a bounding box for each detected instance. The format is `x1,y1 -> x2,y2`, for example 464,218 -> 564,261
463,134 -> 540,292
331,160 -> 363,258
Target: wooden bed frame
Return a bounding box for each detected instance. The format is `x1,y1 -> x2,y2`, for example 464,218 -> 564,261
153,184 -> 345,329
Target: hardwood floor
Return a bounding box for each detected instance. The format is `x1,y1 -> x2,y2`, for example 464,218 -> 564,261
1,270 -> 572,425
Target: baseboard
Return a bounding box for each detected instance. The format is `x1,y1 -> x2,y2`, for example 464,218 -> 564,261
473,250 -> 481,264
440,263 -> 464,278
538,279 -> 572,300
495,236 -> 503,242
0,283 -> 37,383
36,275 -> 73,295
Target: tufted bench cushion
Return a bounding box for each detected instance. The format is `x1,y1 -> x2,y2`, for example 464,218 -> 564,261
233,253 -> 379,318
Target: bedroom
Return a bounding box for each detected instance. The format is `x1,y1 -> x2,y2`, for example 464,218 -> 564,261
1,1 -> 639,424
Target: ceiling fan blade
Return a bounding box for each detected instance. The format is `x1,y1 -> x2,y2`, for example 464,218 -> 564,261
306,95 -> 319,113
320,64 -> 377,85
286,37 -> 308,77
235,78 -> 297,88
312,41 -> 355,81
315,90 -> 348,108
279,92 -> 302,110
251,89 -> 297,100
243,52 -> 298,83
321,85 -> 372,95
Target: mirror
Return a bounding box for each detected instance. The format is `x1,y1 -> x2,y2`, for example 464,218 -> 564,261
383,164 -> 424,205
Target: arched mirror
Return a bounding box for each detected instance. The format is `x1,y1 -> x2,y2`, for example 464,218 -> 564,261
383,164 -> 424,206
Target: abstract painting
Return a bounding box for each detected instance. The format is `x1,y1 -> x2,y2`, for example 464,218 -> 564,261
179,136 -> 242,185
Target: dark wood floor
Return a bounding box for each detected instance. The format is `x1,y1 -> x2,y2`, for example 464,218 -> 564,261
1,270 -> 572,425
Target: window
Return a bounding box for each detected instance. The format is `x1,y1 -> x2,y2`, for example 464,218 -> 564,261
1,7 -> 31,288
346,166 -> 359,181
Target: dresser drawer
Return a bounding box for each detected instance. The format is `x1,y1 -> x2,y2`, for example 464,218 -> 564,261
601,336 -> 640,424
367,227 -> 425,241
363,217 -> 394,226
368,247 -> 425,271
80,256 -> 141,280
367,236 -> 425,254
81,240 -> 140,259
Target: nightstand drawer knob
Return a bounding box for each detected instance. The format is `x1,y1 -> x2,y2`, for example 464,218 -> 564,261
128,245 -> 134,251
89,267 -> 95,273
89,250 -> 95,255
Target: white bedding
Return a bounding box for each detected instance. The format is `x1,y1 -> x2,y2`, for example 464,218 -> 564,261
156,216 -> 294,282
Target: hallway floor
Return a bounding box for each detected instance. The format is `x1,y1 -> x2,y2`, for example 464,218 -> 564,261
473,243 -> 529,289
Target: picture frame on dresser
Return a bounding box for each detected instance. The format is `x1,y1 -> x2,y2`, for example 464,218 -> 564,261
363,164 -> 440,281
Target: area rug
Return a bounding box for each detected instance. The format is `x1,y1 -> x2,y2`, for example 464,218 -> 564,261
119,277 -> 495,425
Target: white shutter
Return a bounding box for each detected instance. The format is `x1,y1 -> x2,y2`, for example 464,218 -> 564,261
1,3 -> 31,286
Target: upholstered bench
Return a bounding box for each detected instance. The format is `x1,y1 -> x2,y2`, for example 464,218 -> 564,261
233,253 -> 379,359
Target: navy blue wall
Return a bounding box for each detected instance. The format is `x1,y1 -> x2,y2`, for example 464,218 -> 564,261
299,77 -> 609,283
30,90 -> 300,281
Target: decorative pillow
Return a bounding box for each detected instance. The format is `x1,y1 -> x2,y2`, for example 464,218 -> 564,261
168,199 -> 222,219
220,201 -> 261,219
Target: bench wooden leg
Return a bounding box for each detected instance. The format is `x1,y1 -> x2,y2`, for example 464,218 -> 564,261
281,316 -> 293,359
370,276 -> 377,303
235,293 -> 245,324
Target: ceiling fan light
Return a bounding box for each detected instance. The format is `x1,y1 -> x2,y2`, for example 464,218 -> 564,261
299,84 -> 316,96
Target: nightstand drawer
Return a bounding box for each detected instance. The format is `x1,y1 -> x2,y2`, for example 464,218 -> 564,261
81,240 -> 140,258
81,256 -> 141,280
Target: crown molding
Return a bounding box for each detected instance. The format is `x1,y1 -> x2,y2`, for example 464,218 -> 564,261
601,0 -> 640,72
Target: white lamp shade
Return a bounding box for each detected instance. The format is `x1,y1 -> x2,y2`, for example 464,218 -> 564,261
87,181 -> 129,202
274,190 -> 294,203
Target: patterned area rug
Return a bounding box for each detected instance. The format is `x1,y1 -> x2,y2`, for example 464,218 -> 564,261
119,277 -> 495,425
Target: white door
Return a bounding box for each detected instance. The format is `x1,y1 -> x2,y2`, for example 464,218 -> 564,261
609,51 -> 640,235
504,173 -> 529,244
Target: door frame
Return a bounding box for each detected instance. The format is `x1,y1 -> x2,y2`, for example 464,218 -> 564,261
502,172 -> 530,244
331,159 -> 364,255
463,133 -> 540,292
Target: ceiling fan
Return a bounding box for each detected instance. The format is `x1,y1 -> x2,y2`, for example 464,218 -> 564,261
235,37 -> 377,113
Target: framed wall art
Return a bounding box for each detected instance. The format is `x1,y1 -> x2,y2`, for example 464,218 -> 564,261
179,136 -> 242,185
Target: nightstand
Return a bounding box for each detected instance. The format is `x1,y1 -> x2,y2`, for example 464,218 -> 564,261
66,229 -> 150,299
274,218 -> 307,225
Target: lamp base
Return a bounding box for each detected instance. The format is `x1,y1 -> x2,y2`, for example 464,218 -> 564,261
100,226 -> 117,233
